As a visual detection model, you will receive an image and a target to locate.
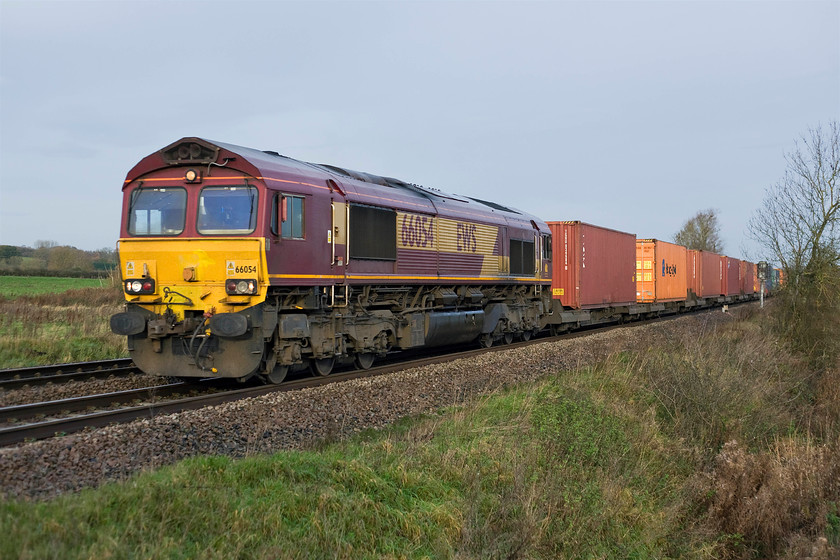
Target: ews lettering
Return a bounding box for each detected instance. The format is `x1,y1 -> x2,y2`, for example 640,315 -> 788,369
457,223 -> 478,253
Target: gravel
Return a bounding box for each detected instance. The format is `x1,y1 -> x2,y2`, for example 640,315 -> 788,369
0,374 -> 170,407
0,311 -> 739,502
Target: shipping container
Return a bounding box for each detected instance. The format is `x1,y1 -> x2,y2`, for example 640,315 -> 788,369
740,261 -> 755,295
636,239 -> 688,303
697,250 -> 722,297
548,221 -> 636,309
721,256 -> 741,296
686,249 -> 722,298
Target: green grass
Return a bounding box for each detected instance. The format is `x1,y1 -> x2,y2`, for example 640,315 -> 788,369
2,371 -> 699,559
0,276 -> 109,299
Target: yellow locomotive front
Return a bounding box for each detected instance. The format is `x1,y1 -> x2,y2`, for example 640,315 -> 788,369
111,140 -> 274,380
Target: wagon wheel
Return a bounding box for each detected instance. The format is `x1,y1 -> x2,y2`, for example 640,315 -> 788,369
266,365 -> 289,385
310,357 -> 335,377
503,332 -> 514,345
521,330 -> 532,342
479,334 -> 493,348
354,353 -> 375,370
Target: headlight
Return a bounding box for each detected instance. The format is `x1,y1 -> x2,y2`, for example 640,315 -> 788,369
125,279 -> 156,295
225,279 -> 258,295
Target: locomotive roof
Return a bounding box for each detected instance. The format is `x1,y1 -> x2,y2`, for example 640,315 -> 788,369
125,137 -> 547,233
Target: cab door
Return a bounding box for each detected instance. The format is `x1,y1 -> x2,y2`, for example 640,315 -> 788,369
327,180 -> 348,304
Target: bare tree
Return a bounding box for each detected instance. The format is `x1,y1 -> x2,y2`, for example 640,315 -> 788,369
674,209 -> 724,253
748,121 -> 840,363
748,121 -> 840,283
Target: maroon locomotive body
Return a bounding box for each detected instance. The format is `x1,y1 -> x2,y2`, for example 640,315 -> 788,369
112,138 -> 552,381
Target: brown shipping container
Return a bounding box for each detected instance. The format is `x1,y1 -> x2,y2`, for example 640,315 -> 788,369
721,256 -> 741,296
548,221 -> 636,309
698,250 -> 722,297
636,239 -> 688,303
741,261 -> 755,295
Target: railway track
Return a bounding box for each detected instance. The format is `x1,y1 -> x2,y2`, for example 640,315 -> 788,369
0,358 -> 138,390
0,305 -> 751,448
0,329 -> 585,448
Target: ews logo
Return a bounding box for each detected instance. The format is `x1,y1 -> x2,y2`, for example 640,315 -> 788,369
457,223 -> 478,253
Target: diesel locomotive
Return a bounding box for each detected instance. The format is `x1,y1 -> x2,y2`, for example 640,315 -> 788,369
110,138 -> 554,383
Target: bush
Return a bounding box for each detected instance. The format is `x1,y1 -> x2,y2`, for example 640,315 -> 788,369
698,438 -> 840,559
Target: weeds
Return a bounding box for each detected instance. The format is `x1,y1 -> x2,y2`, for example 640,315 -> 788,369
0,286 -> 126,367
696,437 -> 840,559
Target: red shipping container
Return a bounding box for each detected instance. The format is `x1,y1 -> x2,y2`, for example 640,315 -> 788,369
548,221 -> 636,309
721,256 -> 741,296
740,261 -> 755,295
697,250 -> 722,297
636,239 -> 688,303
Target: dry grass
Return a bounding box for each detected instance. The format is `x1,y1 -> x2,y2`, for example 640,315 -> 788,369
696,437 -> 840,559
0,286 -> 126,367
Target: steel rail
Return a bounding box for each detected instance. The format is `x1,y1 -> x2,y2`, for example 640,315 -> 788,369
0,304 -> 753,448
0,325 -> 621,448
0,358 -> 134,380
0,362 -> 140,391
0,383 -> 195,424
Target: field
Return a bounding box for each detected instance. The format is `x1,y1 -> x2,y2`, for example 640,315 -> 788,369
0,277 -> 126,368
0,276 -> 111,299
2,305 -> 839,559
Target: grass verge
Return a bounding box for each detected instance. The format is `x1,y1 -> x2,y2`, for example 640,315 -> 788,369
0,285 -> 126,367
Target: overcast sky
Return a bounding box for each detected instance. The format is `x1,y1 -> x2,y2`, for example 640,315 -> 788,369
1,0 -> 838,261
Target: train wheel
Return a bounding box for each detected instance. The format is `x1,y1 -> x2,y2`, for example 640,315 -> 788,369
266,365 -> 289,385
503,332 -> 514,345
310,357 -> 335,376
479,334 -> 493,348
354,353 -> 375,370
521,330 -> 532,342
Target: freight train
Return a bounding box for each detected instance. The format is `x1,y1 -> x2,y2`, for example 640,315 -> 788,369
110,138 -> 767,383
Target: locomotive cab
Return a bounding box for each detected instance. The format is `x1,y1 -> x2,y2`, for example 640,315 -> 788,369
112,139 -> 283,381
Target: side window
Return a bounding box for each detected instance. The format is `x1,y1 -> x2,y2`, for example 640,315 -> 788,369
280,195 -> 305,239
542,234 -> 552,260
271,193 -> 279,236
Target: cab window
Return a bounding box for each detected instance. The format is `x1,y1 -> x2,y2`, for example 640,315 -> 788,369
197,185 -> 258,235
128,187 -> 187,236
